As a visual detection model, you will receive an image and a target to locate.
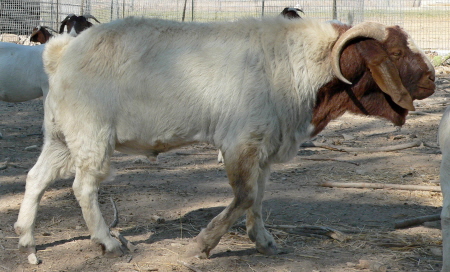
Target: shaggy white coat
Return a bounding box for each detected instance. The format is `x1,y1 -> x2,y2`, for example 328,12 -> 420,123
43,17 -> 339,165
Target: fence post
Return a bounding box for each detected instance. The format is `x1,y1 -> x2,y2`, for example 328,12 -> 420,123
57,0 -> 59,25
182,0 -> 187,21
261,0 -> 265,17
110,0 -> 113,21
191,0 -> 194,21
332,0 -> 337,20
85,0 -> 92,16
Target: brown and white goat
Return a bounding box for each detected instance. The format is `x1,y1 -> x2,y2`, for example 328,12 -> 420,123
15,17 -> 434,261
30,26 -> 55,44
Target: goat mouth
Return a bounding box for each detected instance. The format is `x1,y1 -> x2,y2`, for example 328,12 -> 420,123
393,118 -> 406,126
413,86 -> 435,100
393,109 -> 408,126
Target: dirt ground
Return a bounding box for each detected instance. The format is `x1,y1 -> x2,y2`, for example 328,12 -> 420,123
1,70 -> 450,272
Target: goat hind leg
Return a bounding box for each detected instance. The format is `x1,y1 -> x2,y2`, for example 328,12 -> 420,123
186,144 -> 262,258
15,140 -> 72,254
72,168 -> 123,257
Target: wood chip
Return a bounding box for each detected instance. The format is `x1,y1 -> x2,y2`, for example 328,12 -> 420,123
177,260 -> 203,272
394,214 -> 441,229
305,140 -> 422,153
321,181 -> 441,192
24,145 -> 39,151
357,260 -> 387,272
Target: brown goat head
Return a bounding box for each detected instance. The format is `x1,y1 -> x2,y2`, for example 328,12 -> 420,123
311,22 -> 435,136
30,26 -> 53,44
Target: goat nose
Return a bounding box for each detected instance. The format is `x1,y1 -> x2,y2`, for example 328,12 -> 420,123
429,73 -> 435,82
426,69 -> 435,82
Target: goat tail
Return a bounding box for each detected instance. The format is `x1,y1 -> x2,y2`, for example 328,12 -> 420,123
43,34 -> 75,75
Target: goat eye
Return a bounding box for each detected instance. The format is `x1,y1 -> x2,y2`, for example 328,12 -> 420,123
391,50 -> 402,57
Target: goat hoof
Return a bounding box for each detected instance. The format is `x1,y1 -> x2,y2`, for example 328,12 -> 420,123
256,241 -> 278,255
101,244 -> 124,258
185,250 -> 209,259
103,248 -> 124,258
184,239 -> 210,259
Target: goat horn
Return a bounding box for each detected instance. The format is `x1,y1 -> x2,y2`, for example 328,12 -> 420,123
41,25 -> 58,33
331,22 -> 387,85
295,8 -> 305,14
61,13 -> 76,23
30,27 -> 40,36
60,14 -> 75,34
83,14 -> 101,24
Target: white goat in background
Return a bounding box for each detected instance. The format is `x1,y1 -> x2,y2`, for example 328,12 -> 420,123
0,43 -> 48,102
439,106 -> 450,272
0,14 -> 99,103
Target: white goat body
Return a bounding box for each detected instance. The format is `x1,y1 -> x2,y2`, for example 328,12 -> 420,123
44,17 -> 335,163
0,43 -> 48,102
17,17 -> 338,258
439,106 -> 450,272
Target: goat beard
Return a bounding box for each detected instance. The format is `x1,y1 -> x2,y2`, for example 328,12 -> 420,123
357,91 -> 408,126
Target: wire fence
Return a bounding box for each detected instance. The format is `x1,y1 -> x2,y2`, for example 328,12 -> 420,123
1,0 -> 449,50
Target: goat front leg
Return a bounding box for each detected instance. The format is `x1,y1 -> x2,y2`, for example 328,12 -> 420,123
186,144 -> 264,258
245,165 -> 277,255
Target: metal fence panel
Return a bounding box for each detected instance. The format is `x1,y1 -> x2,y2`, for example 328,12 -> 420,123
1,0 -> 449,50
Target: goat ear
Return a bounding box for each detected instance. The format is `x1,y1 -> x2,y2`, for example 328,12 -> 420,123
356,40 -> 415,111
59,22 -> 67,34
30,28 -> 39,41
60,14 -> 73,34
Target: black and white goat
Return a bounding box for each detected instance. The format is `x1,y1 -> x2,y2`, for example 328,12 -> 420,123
59,14 -> 100,36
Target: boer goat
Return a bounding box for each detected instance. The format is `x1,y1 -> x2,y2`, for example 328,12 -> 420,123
15,16 -> 435,260
59,14 -> 100,36
439,107 -> 450,272
30,26 -> 55,44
